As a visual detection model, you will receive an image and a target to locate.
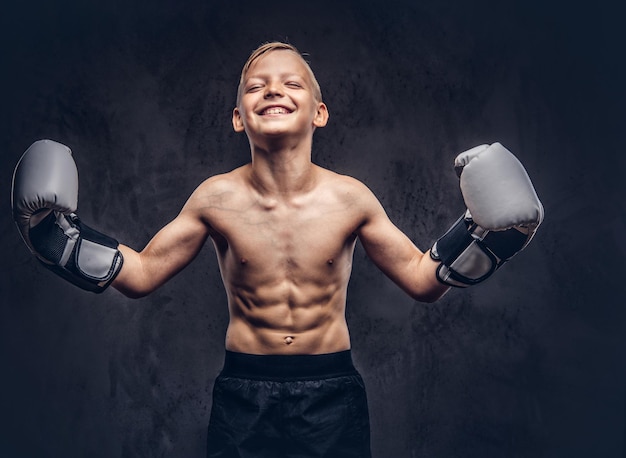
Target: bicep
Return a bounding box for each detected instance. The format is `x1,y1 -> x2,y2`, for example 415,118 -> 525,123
356,191 -> 447,302
357,203 -> 423,279
114,201 -> 210,297
143,209 -> 209,273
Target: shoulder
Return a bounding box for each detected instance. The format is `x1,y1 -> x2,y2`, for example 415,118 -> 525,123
316,167 -> 381,206
195,165 -> 248,192
314,167 -> 385,224
186,165 -> 249,206
179,166 -> 252,235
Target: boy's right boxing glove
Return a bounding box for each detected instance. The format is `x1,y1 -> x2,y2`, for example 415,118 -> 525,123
11,139 -> 123,293
431,143 -> 544,287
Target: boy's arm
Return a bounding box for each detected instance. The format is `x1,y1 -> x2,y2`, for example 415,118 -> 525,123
11,139 -> 210,297
358,143 -> 543,302
113,193 -> 210,298
356,189 -> 450,303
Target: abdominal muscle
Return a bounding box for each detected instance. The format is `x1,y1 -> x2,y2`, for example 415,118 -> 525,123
223,275 -> 352,355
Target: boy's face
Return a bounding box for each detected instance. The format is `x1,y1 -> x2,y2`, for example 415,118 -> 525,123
232,50 -> 328,140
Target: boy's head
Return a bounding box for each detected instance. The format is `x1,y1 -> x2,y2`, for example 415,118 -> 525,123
236,42 -> 323,106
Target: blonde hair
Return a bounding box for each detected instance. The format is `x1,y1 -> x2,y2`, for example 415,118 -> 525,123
236,42 -> 323,105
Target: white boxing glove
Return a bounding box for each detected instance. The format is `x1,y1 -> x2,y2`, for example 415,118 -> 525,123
11,139 -> 123,293
431,143 -> 544,287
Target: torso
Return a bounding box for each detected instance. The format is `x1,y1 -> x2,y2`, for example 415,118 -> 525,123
196,164 -> 367,355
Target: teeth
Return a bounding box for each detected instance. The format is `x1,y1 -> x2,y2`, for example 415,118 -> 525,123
263,107 -> 289,115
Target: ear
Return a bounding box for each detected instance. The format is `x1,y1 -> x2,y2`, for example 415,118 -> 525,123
313,102 -> 329,128
232,107 -> 245,132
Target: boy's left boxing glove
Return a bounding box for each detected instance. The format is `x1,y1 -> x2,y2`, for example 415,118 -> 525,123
431,142 -> 544,287
11,139 -> 123,293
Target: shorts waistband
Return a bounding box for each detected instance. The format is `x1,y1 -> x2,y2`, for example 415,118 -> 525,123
220,350 -> 356,380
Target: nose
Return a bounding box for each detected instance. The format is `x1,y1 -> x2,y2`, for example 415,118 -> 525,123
264,80 -> 283,98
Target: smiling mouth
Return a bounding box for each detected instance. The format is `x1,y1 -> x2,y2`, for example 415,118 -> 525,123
260,106 -> 292,115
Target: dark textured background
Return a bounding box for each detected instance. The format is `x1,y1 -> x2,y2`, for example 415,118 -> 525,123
1,0 -> 625,457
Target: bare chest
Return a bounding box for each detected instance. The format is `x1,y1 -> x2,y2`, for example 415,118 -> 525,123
209,198 -> 359,272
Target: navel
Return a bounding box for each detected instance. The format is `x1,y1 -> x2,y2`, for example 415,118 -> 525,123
327,259 -> 334,265
284,336 -> 294,345
240,257 -> 248,265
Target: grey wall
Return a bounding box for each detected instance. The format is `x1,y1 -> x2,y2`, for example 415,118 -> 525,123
1,0 -> 625,457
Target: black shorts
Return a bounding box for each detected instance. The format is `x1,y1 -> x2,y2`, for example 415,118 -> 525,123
206,350 -> 371,458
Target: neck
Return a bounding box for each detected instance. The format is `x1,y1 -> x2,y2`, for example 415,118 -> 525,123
248,137 -> 316,196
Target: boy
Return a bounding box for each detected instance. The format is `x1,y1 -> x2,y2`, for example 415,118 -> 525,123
12,42 -> 543,457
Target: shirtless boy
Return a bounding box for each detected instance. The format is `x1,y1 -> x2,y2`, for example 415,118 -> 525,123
12,42 -> 543,457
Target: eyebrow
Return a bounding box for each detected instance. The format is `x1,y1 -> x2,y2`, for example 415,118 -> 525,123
245,72 -> 306,81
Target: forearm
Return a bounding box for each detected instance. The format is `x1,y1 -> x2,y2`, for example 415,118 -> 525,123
406,249 -> 450,303
364,237 -> 450,303
112,217 -> 209,298
111,244 -> 154,298
357,202 -> 450,303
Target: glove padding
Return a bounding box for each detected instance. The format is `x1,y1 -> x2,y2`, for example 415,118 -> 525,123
431,143 -> 544,287
11,139 -> 123,293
